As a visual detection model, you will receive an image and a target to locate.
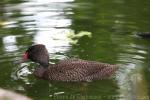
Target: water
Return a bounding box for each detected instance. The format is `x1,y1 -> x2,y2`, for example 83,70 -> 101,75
0,0 -> 150,100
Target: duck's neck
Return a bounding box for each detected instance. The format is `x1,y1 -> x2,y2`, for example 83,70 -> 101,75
34,67 -> 47,78
42,65 -> 48,68
39,62 -> 53,68
40,63 -> 49,68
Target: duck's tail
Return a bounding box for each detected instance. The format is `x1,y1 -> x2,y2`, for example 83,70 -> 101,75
99,65 -> 118,79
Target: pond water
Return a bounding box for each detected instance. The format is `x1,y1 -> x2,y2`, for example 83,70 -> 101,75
0,0 -> 150,100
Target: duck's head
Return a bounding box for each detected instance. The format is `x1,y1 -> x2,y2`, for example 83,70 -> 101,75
22,44 -> 49,67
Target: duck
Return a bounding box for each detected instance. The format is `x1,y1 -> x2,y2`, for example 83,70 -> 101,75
137,32 -> 150,38
21,44 -> 118,82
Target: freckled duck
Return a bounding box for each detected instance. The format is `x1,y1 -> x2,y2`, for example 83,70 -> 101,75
21,44 -> 118,82
137,32 -> 150,38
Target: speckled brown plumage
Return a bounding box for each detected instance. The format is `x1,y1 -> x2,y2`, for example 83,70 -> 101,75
23,44 -> 118,82
34,59 -> 118,82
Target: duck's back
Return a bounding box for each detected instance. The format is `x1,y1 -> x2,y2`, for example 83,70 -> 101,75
41,59 -> 118,82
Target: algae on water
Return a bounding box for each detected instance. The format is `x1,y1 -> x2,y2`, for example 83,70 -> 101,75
67,30 -> 92,44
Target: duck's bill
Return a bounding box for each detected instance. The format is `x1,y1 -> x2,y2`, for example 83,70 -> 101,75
15,52 -> 29,64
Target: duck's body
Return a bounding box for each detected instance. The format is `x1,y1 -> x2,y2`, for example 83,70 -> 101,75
22,44 -> 118,82
34,59 -> 117,82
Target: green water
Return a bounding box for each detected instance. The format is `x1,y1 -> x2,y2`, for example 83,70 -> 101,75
0,0 -> 150,100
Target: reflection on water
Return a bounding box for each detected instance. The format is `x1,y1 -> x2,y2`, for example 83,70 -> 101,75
34,29 -> 71,58
113,34 -> 149,100
0,0 -> 150,100
1,0 -> 75,58
3,35 -> 18,52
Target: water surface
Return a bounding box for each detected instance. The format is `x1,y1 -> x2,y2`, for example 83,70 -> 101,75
0,0 -> 150,100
